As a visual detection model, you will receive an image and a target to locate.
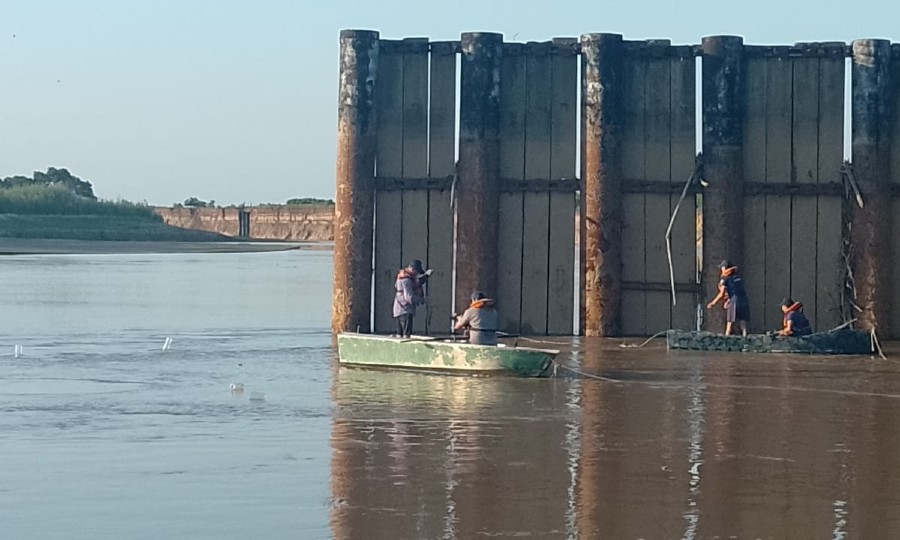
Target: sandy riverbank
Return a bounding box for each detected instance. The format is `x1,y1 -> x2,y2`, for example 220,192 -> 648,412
0,238 -> 333,255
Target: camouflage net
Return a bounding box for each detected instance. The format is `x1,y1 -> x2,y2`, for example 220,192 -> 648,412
666,328 -> 873,355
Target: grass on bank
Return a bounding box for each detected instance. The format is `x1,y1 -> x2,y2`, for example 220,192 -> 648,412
0,185 -> 228,241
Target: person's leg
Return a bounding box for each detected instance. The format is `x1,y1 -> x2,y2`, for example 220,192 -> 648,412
396,316 -> 404,337
400,314 -> 413,337
736,304 -> 750,337
725,301 -> 737,335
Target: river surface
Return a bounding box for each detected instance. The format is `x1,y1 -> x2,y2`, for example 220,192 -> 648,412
2,248 -> 899,539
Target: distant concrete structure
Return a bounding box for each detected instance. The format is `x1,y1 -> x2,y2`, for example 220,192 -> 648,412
155,206 -> 334,241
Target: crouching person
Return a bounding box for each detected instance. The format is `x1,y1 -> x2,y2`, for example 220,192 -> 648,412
453,292 -> 498,345
777,297 -> 812,337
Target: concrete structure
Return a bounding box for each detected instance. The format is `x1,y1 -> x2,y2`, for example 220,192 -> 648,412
332,30 -> 900,338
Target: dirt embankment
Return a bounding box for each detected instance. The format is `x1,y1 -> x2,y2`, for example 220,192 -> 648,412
155,205 -> 334,241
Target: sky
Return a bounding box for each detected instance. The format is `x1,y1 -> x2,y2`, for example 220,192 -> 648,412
2,0 -> 899,206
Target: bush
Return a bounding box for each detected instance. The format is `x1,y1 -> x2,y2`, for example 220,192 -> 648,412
286,197 -> 334,206
0,184 -> 157,218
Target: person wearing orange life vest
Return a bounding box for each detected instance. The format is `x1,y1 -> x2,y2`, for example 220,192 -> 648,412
453,292 -> 499,345
392,259 -> 432,337
706,260 -> 750,336
777,297 -> 812,337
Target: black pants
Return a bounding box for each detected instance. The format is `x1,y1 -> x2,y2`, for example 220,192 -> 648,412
396,314 -> 413,337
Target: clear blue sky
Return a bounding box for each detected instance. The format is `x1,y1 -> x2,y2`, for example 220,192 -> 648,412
2,0 -> 897,205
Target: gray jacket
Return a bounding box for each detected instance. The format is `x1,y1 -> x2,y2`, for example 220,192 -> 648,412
455,303 -> 499,345
393,271 -> 424,317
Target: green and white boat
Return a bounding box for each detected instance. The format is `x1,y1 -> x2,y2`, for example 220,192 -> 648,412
336,333 -> 559,377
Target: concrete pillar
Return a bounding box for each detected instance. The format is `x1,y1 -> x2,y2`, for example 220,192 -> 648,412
580,33 -> 625,337
332,30 -> 379,334
455,32 -> 503,310
701,36 -> 744,332
851,39 -> 893,332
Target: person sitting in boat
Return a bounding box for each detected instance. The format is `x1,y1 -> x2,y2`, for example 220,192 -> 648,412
706,260 -> 750,337
393,259 -> 432,338
452,292 -> 499,345
777,297 -> 812,337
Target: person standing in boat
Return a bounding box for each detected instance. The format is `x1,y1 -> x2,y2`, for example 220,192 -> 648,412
706,260 -> 750,336
452,292 -> 499,345
393,259 -> 431,338
777,297 -> 812,337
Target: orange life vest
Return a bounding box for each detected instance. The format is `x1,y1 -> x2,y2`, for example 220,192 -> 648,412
782,302 -> 802,329
470,298 -> 495,309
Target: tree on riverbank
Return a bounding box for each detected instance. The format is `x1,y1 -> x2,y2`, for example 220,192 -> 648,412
183,197 -> 215,208
286,197 -> 333,206
1,167 -> 96,200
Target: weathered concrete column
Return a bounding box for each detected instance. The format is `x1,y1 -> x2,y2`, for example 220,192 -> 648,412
332,30 -> 379,334
851,39 -> 893,333
701,36 -> 744,332
455,32 -> 503,311
580,33 -> 624,337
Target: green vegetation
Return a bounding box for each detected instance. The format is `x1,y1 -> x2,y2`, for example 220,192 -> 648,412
286,197 -> 334,206
2,167 -> 97,199
0,168 -> 226,241
0,214 -> 228,241
182,197 -> 215,208
0,167 -> 333,241
0,184 -> 156,217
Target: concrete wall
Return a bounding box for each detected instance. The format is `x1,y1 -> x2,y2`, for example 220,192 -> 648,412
155,206 -> 334,241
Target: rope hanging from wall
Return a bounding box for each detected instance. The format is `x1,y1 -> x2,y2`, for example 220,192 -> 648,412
666,154 -> 703,306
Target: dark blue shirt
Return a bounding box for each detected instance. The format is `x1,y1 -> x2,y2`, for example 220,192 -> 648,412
786,311 -> 812,336
721,275 -> 748,305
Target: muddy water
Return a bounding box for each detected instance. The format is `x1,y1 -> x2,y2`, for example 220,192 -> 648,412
2,249 -> 900,539
332,339 -> 900,539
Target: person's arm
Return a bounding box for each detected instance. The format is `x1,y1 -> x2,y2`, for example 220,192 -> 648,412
707,283 -> 726,309
778,316 -> 794,336
399,278 -> 416,308
453,309 -> 471,332
411,280 -> 425,305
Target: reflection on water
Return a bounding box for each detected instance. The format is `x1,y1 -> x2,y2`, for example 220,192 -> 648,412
4,250 -> 900,538
331,367 -> 574,538
332,338 -> 900,539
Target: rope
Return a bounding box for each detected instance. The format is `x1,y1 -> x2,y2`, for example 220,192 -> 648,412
550,360 -> 629,383
665,155 -> 702,307
841,161 -> 865,209
618,330 -> 668,348
871,329 -> 887,359
515,336 -> 566,346
827,318 -> 857,332
449,162 -> 459,210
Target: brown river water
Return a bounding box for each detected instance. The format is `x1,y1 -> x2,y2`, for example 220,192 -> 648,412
2,247 -> 899,539
333,338 -> 900,539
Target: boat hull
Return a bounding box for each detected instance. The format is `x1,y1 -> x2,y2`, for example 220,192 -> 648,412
337,333 -> 557,377
666,328 -> 873,355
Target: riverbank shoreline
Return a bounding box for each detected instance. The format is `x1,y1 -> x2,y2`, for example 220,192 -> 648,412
0,238 -> 333,255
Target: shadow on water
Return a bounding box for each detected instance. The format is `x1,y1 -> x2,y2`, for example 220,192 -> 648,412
330,336 -> 900,539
